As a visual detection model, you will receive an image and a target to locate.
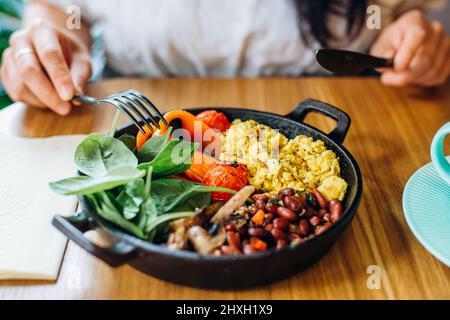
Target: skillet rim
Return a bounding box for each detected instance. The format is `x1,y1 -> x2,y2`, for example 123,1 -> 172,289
78,106 -> 363,262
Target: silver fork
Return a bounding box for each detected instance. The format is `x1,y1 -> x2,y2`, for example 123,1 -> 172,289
73,90 -> 168,134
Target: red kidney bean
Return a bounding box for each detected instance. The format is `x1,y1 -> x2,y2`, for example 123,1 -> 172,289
298,219 -> 310,237
276,194 -> 284,201
312,188 -> 328,209
283,196 -> 305,213
276,239 -> 288,250
243,244 -> 256,255
265,202 -> 278,214
318,208 -> 328,218
305,207 -> 317,218
225,224 -> 237,232
265,223 -> 274,232
255,199 -> 266,210
276,207 -> 297,222
288,233 -> 301,242
273,217 -> 289,230
323,213 -> 331,222
279,188 -> 296,197
271,228 -> 285,240
314,222 -> 332,235
329,200 -> 343,223
264,213 -> 274,221
328,199 -> 338,211
309,216 -> 321,226
289,223 -> 298,234
298,194 -> 307,208
248,227 -> 270,239
226,231 -> 241,248
252,193 -> 269,202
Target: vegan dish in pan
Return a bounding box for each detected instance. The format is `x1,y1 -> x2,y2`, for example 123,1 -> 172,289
51,109 -> 348,256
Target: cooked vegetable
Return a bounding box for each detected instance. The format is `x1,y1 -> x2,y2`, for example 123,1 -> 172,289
136,110 -> 222,152
196,110 -> 231,132
170,202 -> 224,230
167,226 -> 189,251
184,151 -> 218,182
210,185 -> 256,224
250,238 -> 267,251
167,202 -> 224,251
203,163 -> 250,201
188,225 -> 226,255
251,209 -> 265,225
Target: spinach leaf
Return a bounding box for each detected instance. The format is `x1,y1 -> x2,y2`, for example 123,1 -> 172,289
137,127 -> 172,163
116,178 -> 145,220
138,139 -> 199,177
75,133 -> 138,177
49,166 -> 146,195
135,167 -> 158,230
117,133 -> 137,153
149,178 -> 236,214
87,192 -> 145,239
145,211 -> 194,235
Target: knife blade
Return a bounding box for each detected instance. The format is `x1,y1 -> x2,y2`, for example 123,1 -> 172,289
315,49 -> 393,75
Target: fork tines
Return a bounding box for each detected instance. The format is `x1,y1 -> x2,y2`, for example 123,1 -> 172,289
98,90 -> 168,134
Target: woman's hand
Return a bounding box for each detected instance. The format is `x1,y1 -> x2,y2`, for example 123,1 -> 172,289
370,9 -> 450,87
1,19 -> 92,115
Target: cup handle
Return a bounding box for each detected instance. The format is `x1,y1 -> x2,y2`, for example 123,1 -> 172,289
430,122 -> 450,184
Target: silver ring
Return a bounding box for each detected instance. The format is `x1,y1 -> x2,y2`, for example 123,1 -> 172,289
15,48 -> 34,60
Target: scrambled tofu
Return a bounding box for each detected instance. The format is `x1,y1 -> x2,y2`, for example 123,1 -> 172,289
220,119 -> 348,200
317,176 -> 348,202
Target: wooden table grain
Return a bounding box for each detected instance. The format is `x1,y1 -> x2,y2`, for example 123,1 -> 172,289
0,78 -> 449,300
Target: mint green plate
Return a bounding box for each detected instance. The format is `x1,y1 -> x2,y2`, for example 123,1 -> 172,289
403,156 -> 450,267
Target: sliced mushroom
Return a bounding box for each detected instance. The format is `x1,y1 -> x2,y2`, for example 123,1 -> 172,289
210,185 -> 256,224
188,226 -> 217,255
170,201 -> 224,230
167,226 -> 189,251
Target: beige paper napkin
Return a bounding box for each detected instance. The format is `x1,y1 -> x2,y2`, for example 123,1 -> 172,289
0,133 -> 85,280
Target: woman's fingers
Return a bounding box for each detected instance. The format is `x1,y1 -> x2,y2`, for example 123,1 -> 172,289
394,23 -> 428,72
1,48 -> 46,108
70,51 -> 92,94
417,22 -> 449,86
376,9 -> 450,87
29,22 -> 75,101
10,30 -> 72,115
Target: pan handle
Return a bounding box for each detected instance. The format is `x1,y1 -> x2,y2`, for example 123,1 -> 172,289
52,212 -> 137,267
286,99 -> 351,144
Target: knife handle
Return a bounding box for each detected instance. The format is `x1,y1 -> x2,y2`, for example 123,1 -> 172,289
375,57 -> 393,68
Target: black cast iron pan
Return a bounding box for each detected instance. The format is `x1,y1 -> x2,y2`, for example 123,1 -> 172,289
52,99 -> 363,289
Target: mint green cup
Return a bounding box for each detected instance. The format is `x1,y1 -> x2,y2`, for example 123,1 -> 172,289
431,122 -> 450,185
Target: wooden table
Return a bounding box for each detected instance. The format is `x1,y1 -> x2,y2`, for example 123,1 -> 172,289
0,78 -> 449,299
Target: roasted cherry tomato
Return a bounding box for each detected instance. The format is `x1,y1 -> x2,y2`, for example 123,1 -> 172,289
196,110 -> 231,133
203,163 -> 249,202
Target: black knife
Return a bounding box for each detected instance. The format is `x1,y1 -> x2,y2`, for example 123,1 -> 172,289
315,49 -> 393,75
